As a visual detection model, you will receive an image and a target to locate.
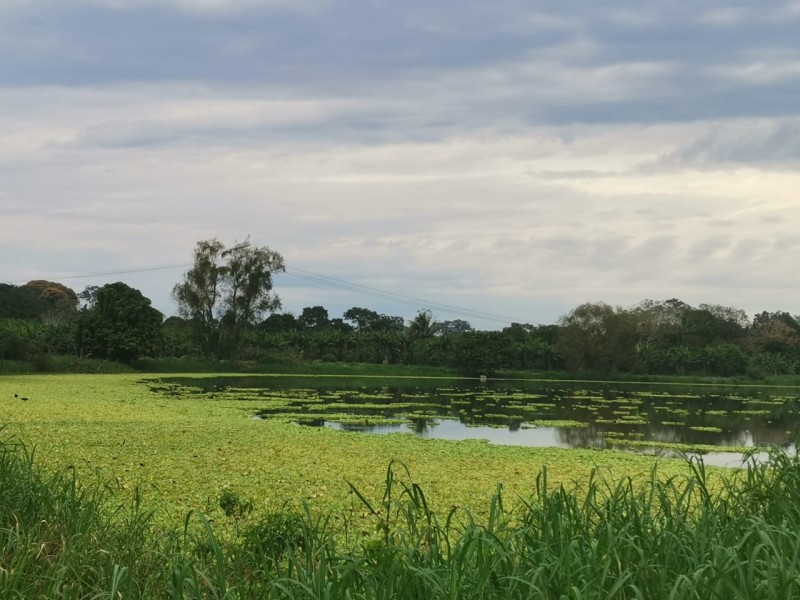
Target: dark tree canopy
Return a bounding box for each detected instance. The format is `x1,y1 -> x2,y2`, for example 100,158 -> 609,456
0,281 -> 78,320
259,312 -> 298,333
298,306 -> 330,330
77,282 -> 163,362
343,307 -> 404,332
439,319 -> 474,335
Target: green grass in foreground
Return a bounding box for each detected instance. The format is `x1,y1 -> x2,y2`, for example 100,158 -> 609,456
3,431 -> 800,598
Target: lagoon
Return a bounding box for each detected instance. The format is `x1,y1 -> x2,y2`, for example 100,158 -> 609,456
157,376 -> 800,465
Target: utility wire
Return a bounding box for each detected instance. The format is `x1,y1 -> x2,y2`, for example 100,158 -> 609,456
5,264 -> 531,325
6,264 -> 192,284
281,267 -> 529,325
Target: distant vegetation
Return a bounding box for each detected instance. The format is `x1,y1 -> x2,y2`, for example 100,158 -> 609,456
2,240 -> 799,379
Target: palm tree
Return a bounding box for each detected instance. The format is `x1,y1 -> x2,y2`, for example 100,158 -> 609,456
407,310 -> 439,340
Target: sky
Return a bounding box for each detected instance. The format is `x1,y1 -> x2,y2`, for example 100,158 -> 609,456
2,0 -> 799,329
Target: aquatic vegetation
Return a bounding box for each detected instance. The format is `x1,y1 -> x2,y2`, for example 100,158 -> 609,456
0,374 -> 697,526
3,373 -> 799,535
524,419 -> 589,428
607,439 -> 753,454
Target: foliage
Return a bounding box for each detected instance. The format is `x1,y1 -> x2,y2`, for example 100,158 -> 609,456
452,331 -> 507,375
439,318 -> 474,334
407,309 -> 439,339
5,277 -> 800,379
0,281 -> 78,321
77,282 -> 163,362
23,280 -> 79,321
343,307 -> 404,332
557,302 -> 638,372
173,238 -> 285,358
298,305 -> 330,329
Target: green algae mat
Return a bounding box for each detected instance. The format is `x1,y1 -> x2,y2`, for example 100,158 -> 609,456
0,374 -> 755,530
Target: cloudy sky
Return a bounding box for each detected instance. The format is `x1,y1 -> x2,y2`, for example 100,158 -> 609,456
2,0 -> 799,328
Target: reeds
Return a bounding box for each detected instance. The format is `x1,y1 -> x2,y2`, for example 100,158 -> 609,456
2,428 -> 800,598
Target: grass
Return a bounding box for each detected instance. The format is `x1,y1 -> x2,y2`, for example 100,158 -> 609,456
498,368 -> 800,388
3,428 -> 800,598
7,354 -> 800,387
136,357 -> 464,378
0,356 -> 136,374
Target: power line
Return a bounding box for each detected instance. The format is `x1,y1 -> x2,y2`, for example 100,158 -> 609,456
5,264 -> 531,325
6,264 -> 192,284
281,267 -> 530,325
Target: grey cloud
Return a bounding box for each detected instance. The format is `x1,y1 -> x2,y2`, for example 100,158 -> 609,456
687,236 -> 732,261
634,235 -> 677,259
1,0 -> 798,134
3,0 -> 800,328
773,235 -> 800,252
654,119 -> 800,168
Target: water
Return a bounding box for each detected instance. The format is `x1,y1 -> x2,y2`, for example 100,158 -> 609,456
157,376 -> 800,464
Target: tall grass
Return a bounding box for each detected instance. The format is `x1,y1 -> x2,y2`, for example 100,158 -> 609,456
2,429 -> 800,598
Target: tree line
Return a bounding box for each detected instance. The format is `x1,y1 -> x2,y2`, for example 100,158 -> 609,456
2,240 -> 799,378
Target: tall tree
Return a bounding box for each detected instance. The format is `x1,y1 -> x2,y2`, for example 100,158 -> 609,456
343,307 -> 404,332
557,303 -> 638,372
298,306 -> 330,330
173,239 -> 285,357
77,282 -> 163,362
0,282 -> 78,321
407,310 -> 438,339
438,319 -> 473,335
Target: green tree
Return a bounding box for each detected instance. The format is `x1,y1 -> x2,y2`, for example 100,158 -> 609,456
452,331 -> 506,375
298,306 -> 330,330
746,319 -> 800,355
343,307 -> 404,332
557,303 -> 638,372
173,239 -> 285,357
77,282 -> 163,362
681,306 -> 745,346
163,316 -> 196,357
438,319 -> 473,335
700,343 -> 748,376
259,313 -> 298,333
407,310 -> 438,340
22,280 -> 79,322
0,282 -> 78,321
752,310 -> 800,333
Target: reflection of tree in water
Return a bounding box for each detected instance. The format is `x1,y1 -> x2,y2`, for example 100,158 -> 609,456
408,418 -> 435,434
746,420 -> 799,446
556,425 -> 604,449
647,427 -> 752,447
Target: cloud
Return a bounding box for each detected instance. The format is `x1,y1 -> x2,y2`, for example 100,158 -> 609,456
651,118 -> 800,168
1,0 -> 799,327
